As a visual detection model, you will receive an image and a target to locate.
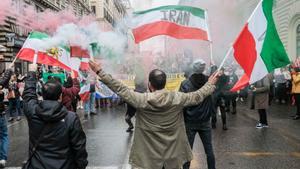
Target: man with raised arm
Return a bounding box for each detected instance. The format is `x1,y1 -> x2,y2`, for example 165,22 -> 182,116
22,64 -> 88,169
89,60 -> 219,169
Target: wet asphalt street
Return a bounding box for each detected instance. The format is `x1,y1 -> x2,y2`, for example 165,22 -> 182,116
5,102 -> 300,169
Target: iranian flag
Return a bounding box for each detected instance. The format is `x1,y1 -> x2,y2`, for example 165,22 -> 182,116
80,58 -> 90,71
56,46 -> 81,72
231,0 -> 290,91
132,5 -> 209,43
17,31 -> 81,72
79,84 -> 90,101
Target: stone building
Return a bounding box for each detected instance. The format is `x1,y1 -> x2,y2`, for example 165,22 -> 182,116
273,0 -> 300,61
247,0 -> 300,61
0,0 -> 90,73
89,0 -> 127,30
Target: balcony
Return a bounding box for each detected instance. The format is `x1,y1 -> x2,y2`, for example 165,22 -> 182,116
34,0 -> 61,11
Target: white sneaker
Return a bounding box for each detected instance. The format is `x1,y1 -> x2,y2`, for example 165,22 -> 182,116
0,160 -> 6,168
262,124 -> 269,128
256,123 -> 263,129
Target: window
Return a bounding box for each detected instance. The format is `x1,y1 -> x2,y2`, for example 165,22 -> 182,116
91,6 -> 96,14
297,25 -> 300,57
104,8 -> 113,25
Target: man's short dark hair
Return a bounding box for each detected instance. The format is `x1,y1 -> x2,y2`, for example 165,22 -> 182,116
42,79 -> 62,100
149,69 -> 167,90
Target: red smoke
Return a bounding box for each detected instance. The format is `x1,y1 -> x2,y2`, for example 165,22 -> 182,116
0,0 -> 96,34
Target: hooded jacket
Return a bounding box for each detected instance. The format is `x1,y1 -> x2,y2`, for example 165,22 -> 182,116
0,69 -> 13,114
96,70 -> 215,169
180,74 -> 213,125
62,78 -> 80,112
22,72 -> 88,169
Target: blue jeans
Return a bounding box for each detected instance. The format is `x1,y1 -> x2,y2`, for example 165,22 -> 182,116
8,98 -> 22,117
183,121 -> 216,169
84,92 -> 96,114
0,116 -> 8,160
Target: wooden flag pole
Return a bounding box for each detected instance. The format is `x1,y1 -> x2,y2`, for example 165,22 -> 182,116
217,46 -> 233,72
8,56 -> 18,69
205,10 -> 214,65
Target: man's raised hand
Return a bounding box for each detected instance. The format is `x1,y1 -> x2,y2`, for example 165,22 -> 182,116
89,60 -> 102,74
208,71 -> 221,85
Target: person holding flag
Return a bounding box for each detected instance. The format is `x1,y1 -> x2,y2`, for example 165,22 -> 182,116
215,0 -> 290,127
89,59 -> 219,169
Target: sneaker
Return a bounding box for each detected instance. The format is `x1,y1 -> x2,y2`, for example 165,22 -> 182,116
90,112 -> 97,116
126,126 -> 134,132
293,115 -> 300,120
8,117 -> 14,122
262,124 -> 269,128
16,116 -> 21,121
240,98 -> 244,102
0,160 -> 6,168
256,123 -> 263,129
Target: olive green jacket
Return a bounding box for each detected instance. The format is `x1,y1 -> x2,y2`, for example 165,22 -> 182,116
97,70 -> 216,169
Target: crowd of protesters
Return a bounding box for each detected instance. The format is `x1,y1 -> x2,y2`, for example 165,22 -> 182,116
0,58 -> 300,169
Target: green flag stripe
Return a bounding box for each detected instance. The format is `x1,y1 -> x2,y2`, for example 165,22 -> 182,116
134,5 -> 205,19
62,45 -> 70,53
261,0 -> 290,72
28,31 -> 49,39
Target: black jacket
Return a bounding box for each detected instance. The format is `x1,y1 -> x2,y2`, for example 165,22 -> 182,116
0,69 -> 13,114
180,74 -> 213,124
22,72 -> 88,169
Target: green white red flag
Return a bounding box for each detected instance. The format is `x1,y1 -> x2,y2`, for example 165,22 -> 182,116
131,5 -> 209,43
79,84 -> 90,102
17,31 -> 81,72
231,0 -> 290,91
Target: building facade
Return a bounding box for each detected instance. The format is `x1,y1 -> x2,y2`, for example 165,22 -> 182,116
90,0 -> 127,30
0,0 -> 90,73
247,0 -> 300,61
273,0 -> 300,61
